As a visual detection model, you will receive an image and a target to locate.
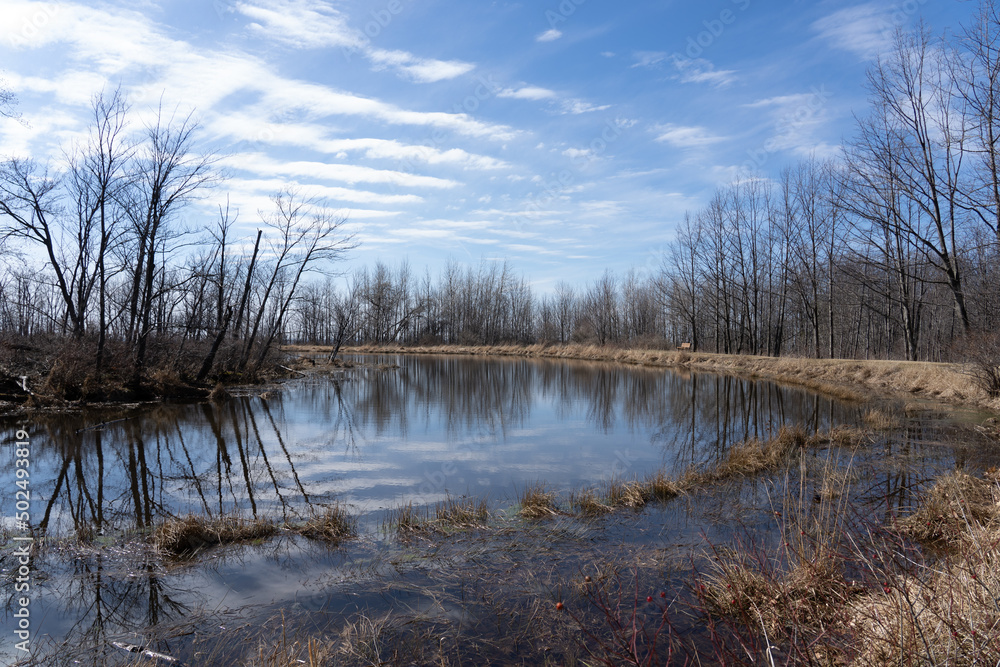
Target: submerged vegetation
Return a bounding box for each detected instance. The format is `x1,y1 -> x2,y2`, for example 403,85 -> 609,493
40,420 -> 1000,667
152,505 -> 356,557
295,505 -> 358,544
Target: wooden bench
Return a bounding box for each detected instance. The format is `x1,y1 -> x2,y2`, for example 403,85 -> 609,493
677,342 -> 691,351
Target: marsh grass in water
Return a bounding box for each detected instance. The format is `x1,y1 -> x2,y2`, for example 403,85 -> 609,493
863,407 -> 902,430
517,482 -> 560,519
570,488 -> 614,517
433,494 -> 489,528
385,502 -> 429,534
22,419 -> 1000,666
295,504 -> 357,543
152,515 -> 278,556
686,465 -> 1000,665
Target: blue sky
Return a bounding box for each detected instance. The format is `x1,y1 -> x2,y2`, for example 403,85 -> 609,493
0,0 -> 976,290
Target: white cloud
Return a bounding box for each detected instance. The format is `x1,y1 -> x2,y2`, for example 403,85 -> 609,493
220,153 -> 462,189
236,0 -> 362,50
745,88 -> 835,156
367,49 -> 475,83
670,56 -> 736,87
496,84 -> 606,116
560,99 -> 611,115
235,0 -> 475,82
654,124 -> 725,149
498,86 -> 558,101
536,29 -> 563,42
632,50 -> 735,87
812,3 -> 892,60
744,93 -> 820,108
632,51 -> 669,68
222,176 -> 424,206
562,148 -> 592,159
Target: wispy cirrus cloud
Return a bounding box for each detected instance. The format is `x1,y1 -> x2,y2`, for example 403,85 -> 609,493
632,50 -> 736,87
219,153 -> 462,189
670,56 -> 736,87
497,83 -> 607,115
536,28 -> 563,42
654,124 -> 725,149
367,48 -> 475,83
206,112 -> 510,169
812,3 -> 893,61
235,0 -> 475,82
498,86 -> 558,101
236,0 -> 361,49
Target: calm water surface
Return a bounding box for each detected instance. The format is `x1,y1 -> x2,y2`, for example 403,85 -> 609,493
0,354 -> 988,665
4,354 -> 859,534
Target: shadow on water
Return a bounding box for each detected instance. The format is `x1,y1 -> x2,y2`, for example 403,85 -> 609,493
1,354 -> 995,665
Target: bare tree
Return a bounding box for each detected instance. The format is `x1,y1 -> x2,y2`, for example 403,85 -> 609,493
0,78 -> 19,120
66,87 -> 132,368
859,26 -> 972,332
241,188 -> 354,370
955,0 -> 1000,245
554,281 -> 575,344
0,159 -> 85,335
124,102 -> 218,375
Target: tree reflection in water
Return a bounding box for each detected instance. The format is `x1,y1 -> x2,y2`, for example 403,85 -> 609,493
1,354 -> 973,664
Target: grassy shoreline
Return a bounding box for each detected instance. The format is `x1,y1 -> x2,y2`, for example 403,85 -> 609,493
288,342 -> 1000,415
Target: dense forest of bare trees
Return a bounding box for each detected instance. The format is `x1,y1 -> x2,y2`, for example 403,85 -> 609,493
4,13 -> 1000,396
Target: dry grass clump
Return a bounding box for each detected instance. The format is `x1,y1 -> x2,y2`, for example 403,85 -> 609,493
847,548 -> 1000,666
826,424 -> 870,447
897,470 -> 1000,546
605,479 -> 649,509
571,474 -> 684,517
335,614 -> 397,664
385,502 -> 428,534
863,407 -> 901,430
433,495 -> 489,528
518,482 -> 559,519
571,488 -> 614,517
295,505 -> 357,543
694,426 -> 807,483
153,514 -> 277,556
694,469 -> 1000,665
246,636 -> 338,667
700,550 -> 851,644
643,469 -> 687,501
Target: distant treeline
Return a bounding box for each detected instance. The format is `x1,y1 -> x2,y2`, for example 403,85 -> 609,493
3,10 -> 1000,375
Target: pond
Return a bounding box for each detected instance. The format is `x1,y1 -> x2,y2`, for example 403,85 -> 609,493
0,354 -> 991,665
